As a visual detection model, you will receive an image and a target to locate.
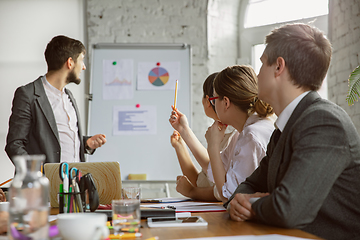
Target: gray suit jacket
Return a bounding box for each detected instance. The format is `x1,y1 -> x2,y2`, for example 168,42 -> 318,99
5,76 -> 90,164
225,91 -> 360,240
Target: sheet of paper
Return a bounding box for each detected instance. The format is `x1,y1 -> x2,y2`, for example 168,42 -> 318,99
178,234 -> 314,240
103,59 -> 134,100
113,105 -> 157,135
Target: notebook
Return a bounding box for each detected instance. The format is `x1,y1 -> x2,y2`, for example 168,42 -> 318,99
44,161 -> 122,207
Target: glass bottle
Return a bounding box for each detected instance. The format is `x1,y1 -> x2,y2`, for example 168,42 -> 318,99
8,154 -> 49,240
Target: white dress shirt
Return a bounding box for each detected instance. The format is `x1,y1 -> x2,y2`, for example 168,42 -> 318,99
275,91 -> 311,131
206,113 -> 276,199
42,76 -> 81,162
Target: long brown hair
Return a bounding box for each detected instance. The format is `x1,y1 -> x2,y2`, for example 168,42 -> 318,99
213,65 -> 273,118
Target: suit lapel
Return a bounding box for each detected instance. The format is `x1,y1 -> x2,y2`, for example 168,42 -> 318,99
34,77 -> 60,143
267,91 -> 321,191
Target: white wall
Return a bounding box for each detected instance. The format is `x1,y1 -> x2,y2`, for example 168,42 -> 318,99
0,0 -> 85,186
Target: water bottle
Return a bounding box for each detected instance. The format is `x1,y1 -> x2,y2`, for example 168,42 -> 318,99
8,154 -> 49,240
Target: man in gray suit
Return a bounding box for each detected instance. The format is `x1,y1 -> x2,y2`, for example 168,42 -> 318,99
224,23 -> 360,239
5,35 -> 106,164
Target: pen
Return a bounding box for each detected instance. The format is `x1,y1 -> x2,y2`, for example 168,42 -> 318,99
141,199 -> 161,203
108,233 -> 142,239
174,79 -> 178,109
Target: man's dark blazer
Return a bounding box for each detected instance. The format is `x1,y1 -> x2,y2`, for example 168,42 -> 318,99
225,91 -> 360,240
5,76 -> 90,164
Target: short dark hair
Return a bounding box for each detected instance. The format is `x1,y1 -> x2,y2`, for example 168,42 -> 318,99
203,72 -> 218,112
44,35 -> 86,71
264,23 -> 332,91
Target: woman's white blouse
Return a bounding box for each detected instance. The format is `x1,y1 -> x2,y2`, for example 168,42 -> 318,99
206,114 -> 275,199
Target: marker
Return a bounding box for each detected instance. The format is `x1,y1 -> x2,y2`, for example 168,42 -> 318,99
174,79 -> 178,109
108,233 -> 142,239
67,186 -> 72,213
59,184 -> 64,213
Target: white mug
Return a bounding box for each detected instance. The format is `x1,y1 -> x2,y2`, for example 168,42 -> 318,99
57,213 -> 109,240
0,202 -> 9,212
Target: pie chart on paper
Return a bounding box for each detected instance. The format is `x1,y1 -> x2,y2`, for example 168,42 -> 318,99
148,67 -> 170,86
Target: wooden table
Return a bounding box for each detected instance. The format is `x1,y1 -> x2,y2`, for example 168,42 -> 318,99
139,211 -> 321,239
50,208 -> 321,239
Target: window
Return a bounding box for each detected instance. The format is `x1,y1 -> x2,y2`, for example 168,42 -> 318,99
240,0 -> 329,99
245,0 -> 329,28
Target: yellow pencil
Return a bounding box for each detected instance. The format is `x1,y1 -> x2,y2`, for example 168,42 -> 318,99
174,79 -> 178,109
108,233 -> 142,239
0,178 -> 13,187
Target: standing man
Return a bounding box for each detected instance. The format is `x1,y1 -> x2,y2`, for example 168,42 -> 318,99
5,35 -> 106,164
224,23 -> 360,239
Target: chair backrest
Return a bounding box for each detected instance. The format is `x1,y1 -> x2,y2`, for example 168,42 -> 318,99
44,161 -> 122,207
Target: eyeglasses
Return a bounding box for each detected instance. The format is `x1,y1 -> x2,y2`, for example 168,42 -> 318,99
209,96 -> 219,106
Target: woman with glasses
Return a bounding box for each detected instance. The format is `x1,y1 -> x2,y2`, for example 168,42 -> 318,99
170,65 -> 275,202
169,73 -> 235,198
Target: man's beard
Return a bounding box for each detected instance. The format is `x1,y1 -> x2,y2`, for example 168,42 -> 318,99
66,69 -> 81,85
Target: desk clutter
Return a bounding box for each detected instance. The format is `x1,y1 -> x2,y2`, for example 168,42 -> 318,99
44,161 -> 122,207
2,156 -> 318,239
58,162 -> 99,213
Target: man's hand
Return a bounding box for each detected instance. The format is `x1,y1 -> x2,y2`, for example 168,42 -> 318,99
0,211 -> 8,234
176,175 -> 195,198
86,134 -> 107,150
0,189 -> 6,202
229,192 -> 269,222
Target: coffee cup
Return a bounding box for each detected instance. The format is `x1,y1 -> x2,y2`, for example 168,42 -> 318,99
57,213 -> 109,240
0,202 -> 9,212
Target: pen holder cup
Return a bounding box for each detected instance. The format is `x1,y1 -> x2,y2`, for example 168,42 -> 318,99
58,191 -> 85,213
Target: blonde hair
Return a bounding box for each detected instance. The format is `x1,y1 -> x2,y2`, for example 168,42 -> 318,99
213,65 -> 273,118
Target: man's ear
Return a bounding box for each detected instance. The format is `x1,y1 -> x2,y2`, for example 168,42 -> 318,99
66,57 -> 74,69
275,57 -> 286,77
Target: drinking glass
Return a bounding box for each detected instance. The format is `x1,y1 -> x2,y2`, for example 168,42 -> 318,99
121,187 -> 140,200
112,199 -> 140,234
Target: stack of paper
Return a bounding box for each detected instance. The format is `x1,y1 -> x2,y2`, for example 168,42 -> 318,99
141,200 -> 226,212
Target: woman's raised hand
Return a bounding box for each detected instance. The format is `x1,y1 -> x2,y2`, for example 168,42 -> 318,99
169,106 -> 189,134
